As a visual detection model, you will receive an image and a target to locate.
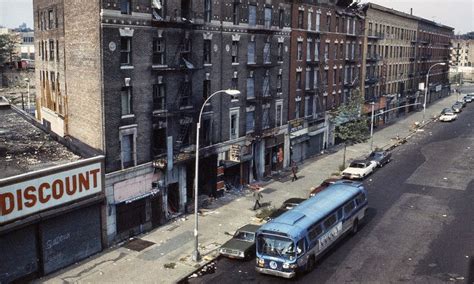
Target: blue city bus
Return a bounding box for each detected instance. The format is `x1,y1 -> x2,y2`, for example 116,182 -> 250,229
255,181 -> 368,278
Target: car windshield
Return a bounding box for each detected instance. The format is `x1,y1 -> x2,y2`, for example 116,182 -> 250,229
370,152 -> 383,158
234,231 -> 255,242
257,234 -> 296,260
350,162 -> 365,168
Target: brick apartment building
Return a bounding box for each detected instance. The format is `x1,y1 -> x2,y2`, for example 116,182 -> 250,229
361,4 -> 453,125
450,38 -> 474,82
288,0 -> 364,162
34,0 -> 291,245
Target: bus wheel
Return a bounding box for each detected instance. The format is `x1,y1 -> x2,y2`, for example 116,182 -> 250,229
351,219 -> 359,235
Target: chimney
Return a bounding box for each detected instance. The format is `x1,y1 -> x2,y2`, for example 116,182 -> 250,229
410,8 -> 413,15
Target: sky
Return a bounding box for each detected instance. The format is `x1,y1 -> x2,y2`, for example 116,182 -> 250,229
0,0 -> 472,34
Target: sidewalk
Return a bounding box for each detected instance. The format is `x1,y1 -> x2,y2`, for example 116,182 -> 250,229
38,94 -> 459,284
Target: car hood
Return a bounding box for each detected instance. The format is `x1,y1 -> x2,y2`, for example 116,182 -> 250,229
221,239 -> 254,251
342,167 -> 367,175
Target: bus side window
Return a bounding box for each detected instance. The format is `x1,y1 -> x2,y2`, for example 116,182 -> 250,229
356,193 -> 366,205
337,208 -> 343,220
344,200 -> 356,216
323,213 -> 337,229
308,223 -> 322,241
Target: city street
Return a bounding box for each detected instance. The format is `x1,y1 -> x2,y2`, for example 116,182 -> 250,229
187,90 -> 474,283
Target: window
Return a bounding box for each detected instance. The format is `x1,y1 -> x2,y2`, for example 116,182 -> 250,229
263,42 -> 271,63
344,200 -> 356,215
249,5 -> 257,26
315,41 -> 320,61
295,100 -> 301,118
305,69 -> 311,90
262,73 -> 270,96
277,42 -> 283,62
326,15 -> 331,32
316,13 -> 320,31
333,69 -> 337,85
324,43 -> 329,61
305,96 -> 311,117
121,134 -> 134,168
203,39 -> 211,64
278,9 -> 284,29
121,0 -> 131,15
153,83 -> 166,110
296,71 -> 302,90
276,102 -> 282,127
308,12 -> 312,30
264,7 -> 272,29
306,41 -> 312,61
323,70 -> 328,86
203,79 -> 211,99
323,214 -> 337,229
56,40 -> 59,61
247,76 -> 255,99
277,73 -> 282,93
334,44 -> 338,59
335,16 -> 339,33
247,41 -> 256,64
204,0 -> 212,22
231,41 -> 239,63
298,11 -> 304,29
233,2 -> 240,25
121,87 -> 132,116
308,223 -> 323,240
232,77 -> 238,91
246,110 -> 255,133
153,38 -> 165,65
230,110 -> 239,139
262,106 -> 270,129
120,37 -> 131,65
346,18 -> 351,34
50,71 -> 55,91
313,68 -> 319,89
49,40 -> 55,61
297,42 -> 303,61
48,9 -> 54,29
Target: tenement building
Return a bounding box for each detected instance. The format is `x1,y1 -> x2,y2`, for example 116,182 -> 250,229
33,0 -> 291,245
361,3 -> 452,125
288,0 -> 364,162
450,38 -> 474,83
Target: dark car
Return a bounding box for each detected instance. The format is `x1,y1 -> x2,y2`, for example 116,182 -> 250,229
309,177 -> 341,197
265,198 -> 306,221
219,224 -> 260,259
452,103 -> 463,113
368,149 -> 392,167
441,107 -> 452,115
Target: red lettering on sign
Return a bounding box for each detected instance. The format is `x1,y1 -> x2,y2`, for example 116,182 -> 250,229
24,186 -> 37,208
52,179 -> 64,200
79,172 -> 90,192
16,189 -> 23,211
90,168 -> 100,188
65,176 -> 77,195
0,193 -> 15,215
39,182 -> 51,203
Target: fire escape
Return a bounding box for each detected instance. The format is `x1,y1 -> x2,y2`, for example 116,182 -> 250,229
151,2 -> 198,165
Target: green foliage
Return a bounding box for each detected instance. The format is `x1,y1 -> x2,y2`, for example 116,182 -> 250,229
330,88 -> 369,145
0,34 -> 20,64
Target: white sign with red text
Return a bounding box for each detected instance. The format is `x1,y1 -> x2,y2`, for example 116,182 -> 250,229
0,162 -> 102,224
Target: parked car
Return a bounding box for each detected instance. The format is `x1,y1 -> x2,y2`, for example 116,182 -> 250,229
463,95 -> 472,103
265,198 -> 306,221
309,178 -> 341,197
452,103 -> 463,113
341,160 -> 377,180
368,149 -> 392,167
441,107 -> 452,115
219,224 -> 261,259
439,111 -> 457,122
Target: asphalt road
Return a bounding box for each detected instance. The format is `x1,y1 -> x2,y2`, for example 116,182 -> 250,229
187,92 -> 474,284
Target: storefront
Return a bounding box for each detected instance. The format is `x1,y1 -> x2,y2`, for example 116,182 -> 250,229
264,134 -> 285,176
0,157 -> 105,283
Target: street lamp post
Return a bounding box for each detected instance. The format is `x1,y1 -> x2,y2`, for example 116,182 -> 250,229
422,62 -> 446,122
369,101 -> 375,151
192,89 -> 240,262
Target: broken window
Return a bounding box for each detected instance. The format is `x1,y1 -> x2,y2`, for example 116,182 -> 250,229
152,0 -> 165,20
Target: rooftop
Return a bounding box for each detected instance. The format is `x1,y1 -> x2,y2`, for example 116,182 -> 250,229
0,98 -> 80,179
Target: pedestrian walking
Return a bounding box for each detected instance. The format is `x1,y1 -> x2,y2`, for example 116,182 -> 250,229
253,189 -> 263,210
291,161 -> 298,182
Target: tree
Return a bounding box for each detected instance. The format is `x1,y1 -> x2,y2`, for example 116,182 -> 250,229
0,33 -> 20,65
330,88 -> 369,168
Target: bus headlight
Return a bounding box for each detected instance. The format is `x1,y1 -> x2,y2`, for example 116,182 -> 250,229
238,251 -> 245,258
257,258 -> 264,267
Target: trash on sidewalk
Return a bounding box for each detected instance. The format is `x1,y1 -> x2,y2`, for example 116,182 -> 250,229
164,262 -> 176,269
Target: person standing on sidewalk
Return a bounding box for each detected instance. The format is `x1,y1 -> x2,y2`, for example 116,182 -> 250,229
253,189 -> 263,210
291,160 -> 298,182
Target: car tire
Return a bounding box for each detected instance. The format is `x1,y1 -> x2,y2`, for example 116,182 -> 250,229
351,219 -> 359,235
305,255 -> 315,273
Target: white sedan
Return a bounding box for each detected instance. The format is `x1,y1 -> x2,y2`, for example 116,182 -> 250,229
439,112 -> 457,122
341,160 -> 377,180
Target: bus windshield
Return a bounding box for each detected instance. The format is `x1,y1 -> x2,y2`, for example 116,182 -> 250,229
257,234 -> 296,260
